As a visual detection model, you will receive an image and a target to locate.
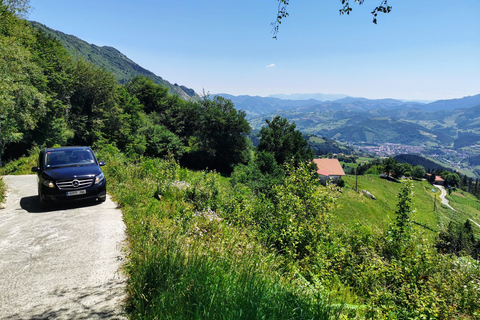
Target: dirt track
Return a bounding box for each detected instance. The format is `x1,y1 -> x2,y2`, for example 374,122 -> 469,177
434,184 -> 456,211
0,175 -> 126,319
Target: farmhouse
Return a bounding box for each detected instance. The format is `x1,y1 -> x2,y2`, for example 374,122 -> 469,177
426,173 -> 445,186
313,159 -> 346,183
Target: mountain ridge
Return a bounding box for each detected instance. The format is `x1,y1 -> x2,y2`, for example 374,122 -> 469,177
30,21 -> 198,100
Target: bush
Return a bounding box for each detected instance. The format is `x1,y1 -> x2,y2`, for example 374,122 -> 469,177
0,177 -> 5,203
337,177 -> 345,188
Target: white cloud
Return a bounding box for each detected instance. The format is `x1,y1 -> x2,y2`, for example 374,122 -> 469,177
266,64 -> 276,68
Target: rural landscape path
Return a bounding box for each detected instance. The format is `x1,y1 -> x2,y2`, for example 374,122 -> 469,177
434,185 -> 456,211
0,175 -> 126,319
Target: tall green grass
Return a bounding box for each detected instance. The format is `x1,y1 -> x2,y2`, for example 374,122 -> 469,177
126,222 -> 341,320
0,146 -> 39,175
0,177 -> 5,203
95,145 -> 342,320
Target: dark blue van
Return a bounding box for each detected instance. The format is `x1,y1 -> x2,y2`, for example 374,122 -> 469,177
31,147 -> 106,203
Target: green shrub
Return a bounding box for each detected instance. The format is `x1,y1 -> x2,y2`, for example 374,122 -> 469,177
0,177 -> 5,203
1,146 -> 40,175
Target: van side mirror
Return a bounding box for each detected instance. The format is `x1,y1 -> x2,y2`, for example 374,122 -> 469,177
98,161 -> 106,167
31,166 -> 41,172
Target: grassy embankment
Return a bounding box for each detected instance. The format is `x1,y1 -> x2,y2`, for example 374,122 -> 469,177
96,146 -> 343,320
0,148 -> 39,204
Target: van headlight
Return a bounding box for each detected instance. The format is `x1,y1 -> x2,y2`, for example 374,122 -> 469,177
95,172 -> 105,184
43,180 -> 55,188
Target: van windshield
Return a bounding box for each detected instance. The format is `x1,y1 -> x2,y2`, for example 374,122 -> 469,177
45,149 -> 96,168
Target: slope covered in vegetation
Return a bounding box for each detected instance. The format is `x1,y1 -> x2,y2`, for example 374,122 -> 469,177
29,21 -> 197,100
1,7 -> 250,174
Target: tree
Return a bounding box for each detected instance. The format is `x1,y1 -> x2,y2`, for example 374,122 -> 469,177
392,162 -> 406,179
436,220 -> 477,258
383,157 -> 396,177
0,8 -> 47,160
0,0 -> 30,17
231,150 -> 286,198
102,86 -> 146,153
68,60 -> 118,146
385,180 -> 415,258
411,165 -> 426,180
124,76 -> 169,114
445,172 -> 460,188
429,171 -> 436,184
257,116 -> 314,166
182,96 -> 251,173
272,0 -> 392,38
268,161 -> 336,259
141,124 -> 185,160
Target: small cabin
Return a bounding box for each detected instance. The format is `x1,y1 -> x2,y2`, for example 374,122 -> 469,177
426,173 -> 445,186
313,159 -> 346,183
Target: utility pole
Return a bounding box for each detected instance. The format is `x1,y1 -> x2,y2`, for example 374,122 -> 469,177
355,168 -> 358,192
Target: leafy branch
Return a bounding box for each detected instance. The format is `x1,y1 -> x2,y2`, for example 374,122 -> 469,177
272,0 -> 393,38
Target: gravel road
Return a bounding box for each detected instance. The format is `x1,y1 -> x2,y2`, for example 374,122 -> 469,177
0,175 -> 126,319
433,184 -> 456,211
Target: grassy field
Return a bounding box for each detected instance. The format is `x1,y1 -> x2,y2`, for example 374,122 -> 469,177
332,175 -> 480,240
447,189 -> 480,237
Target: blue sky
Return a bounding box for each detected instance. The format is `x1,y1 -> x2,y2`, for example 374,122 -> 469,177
29,0 -> 479,101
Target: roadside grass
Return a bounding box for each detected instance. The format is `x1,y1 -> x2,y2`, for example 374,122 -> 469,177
0,147 -> 39,175
0,177 -> 5,204
96,146 -> 343,320
0,147 -> 39,204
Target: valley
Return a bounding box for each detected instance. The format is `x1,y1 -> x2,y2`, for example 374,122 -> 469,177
226,94 -> 480,177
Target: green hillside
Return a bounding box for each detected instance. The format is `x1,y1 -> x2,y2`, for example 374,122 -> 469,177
333,175 -> 480,239
30,21 -> 197,100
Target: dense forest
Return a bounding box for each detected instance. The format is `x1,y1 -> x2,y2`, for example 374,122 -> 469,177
2,1 -> 480,319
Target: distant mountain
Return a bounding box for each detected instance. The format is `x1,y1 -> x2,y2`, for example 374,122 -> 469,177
214,94 -> 322,118
454,104 -> 480,130
305,135 -> 356,156
422,94 -> 480,111
316,117 -> 453,146
30,21 -> 197,100
246,95 -> 480,149
268,93 -> 348,101
218,94 -> 480,121
331,97 -> 424,110
215,94 -> 429,119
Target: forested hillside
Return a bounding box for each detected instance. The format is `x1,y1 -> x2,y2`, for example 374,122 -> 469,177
393,154 -> 450,173
1,9 -> 249,173
30,21 -> 198,100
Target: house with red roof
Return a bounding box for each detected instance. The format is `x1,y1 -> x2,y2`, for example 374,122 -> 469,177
426,173 -> 445,186
313,159 -> 346,183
